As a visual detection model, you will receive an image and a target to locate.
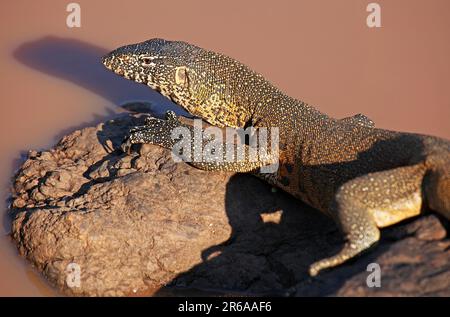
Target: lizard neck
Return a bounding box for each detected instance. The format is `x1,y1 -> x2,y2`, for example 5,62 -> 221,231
251,93 -> 335,142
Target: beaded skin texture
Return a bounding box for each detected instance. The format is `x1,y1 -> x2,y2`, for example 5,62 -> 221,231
103,38 -> 450,276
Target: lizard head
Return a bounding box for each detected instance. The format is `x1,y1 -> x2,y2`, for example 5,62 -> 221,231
102,38 -> 197,100
102,38 -> 258,127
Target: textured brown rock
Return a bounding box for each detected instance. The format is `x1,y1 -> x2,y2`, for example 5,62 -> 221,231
9,114 -> 450,296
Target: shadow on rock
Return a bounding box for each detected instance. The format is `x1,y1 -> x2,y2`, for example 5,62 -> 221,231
154,173 -> 358,296
9,114 -> 450,296
155,175 -> 450,296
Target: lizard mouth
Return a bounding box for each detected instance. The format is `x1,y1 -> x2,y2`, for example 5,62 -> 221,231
102,55 -> 128,77
102,53 -> 169,95
101,55 -> 122,72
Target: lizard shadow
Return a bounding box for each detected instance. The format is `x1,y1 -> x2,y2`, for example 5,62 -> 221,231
153,173 -> 372,296
12,36 -> 189,132
10,38 -> 449,294
7,37 -> 190,213
13,36 -> 171,107
153,134 -> 448,296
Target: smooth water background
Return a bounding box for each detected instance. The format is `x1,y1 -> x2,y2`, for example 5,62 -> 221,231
0,0 -> 449,295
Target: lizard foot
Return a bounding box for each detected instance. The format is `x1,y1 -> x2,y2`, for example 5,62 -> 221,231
308,240 -> 377,277
309,164 -> 425,276
121,111 -> 181,154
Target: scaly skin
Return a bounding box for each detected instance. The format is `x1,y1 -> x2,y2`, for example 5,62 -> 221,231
102,38 -> 450,276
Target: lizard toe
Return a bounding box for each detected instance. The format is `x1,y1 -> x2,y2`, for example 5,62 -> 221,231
120,137 -> 133,154
165,110 -> 180,125
144,116 -> 160,126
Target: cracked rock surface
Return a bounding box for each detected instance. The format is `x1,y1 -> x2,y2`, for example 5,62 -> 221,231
9,114 -> 450,296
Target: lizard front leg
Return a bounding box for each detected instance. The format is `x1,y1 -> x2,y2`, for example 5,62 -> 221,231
309,164 -> 426,276
122,111 -> 278,173
121,111 -> 180,154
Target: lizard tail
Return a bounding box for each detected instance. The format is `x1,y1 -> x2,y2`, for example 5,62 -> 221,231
424,164 -> 450,220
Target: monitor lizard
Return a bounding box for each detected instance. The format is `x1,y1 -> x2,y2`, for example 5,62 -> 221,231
102,38 -> 450,276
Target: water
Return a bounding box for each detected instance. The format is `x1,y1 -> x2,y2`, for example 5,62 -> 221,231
0,0 -> 449,296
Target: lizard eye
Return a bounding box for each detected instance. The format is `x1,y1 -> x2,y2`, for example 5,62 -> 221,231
139,55 -> 154,67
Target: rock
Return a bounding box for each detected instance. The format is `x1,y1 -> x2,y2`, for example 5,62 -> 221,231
9,114 -> 450,296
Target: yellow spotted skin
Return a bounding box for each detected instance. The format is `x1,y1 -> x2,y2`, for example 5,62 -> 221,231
103,38 -> 450,276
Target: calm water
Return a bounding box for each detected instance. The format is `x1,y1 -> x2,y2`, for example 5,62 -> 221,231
1,0 -> 449,296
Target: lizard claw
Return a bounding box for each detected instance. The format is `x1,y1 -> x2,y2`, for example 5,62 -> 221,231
165,110 -> 178,122
144,115 -> 160,126
121,113 -> 182,155
129,126 -> 144,133
120,135 -> 134,154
